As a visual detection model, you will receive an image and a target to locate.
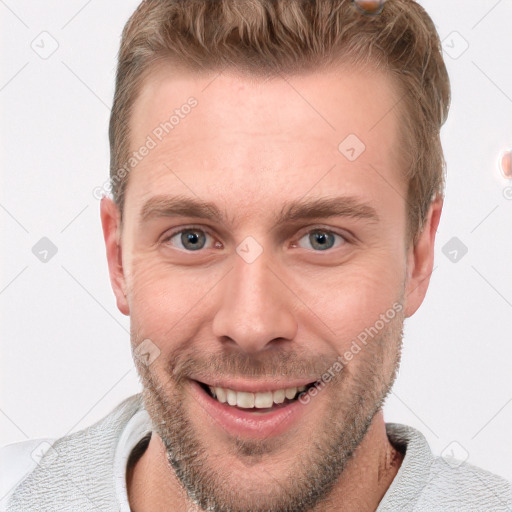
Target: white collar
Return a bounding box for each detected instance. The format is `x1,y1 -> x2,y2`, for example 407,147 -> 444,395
114,408 -> 152,512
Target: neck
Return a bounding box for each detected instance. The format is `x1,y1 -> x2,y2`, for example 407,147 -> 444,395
127,411 -> 403,512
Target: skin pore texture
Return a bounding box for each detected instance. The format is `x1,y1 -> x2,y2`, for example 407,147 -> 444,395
101,62 -> 442,512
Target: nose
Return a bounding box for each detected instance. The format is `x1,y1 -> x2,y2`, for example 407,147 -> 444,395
212,249 -> 298,354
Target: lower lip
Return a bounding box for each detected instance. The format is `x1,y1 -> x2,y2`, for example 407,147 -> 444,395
190,380 -> 311,440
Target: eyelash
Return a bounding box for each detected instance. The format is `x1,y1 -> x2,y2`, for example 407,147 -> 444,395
161,225 -> 351,252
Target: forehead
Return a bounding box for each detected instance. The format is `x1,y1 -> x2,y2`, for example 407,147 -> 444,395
124,62 -> 406,226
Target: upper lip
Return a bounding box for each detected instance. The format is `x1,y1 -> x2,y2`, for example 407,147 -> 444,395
193,376 -> 317,393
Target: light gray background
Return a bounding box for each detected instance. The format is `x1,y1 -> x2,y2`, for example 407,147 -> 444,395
1,0 -> 511,481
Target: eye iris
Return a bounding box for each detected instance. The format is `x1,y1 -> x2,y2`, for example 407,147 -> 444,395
310,231 -> 335,250
181,230 -> 206,250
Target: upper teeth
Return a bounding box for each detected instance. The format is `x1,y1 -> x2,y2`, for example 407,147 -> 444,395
208,385 -> 307,408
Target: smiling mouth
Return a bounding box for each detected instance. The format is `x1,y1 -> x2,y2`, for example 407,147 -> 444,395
196,380 -> 317,410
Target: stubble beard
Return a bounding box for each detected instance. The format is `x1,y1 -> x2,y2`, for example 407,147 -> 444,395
134,304 -> 405,512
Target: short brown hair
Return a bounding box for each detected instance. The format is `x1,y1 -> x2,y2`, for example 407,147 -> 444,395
109,0 -> 450,246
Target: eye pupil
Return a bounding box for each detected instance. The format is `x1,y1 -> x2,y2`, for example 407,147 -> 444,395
182,230 -> 206,250
310,231 -> 335,250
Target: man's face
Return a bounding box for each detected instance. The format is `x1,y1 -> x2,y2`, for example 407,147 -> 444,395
110,63 -> 424,511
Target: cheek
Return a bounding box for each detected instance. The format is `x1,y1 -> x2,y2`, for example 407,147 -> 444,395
297,252 -> 405,344
127,257 -> 223,346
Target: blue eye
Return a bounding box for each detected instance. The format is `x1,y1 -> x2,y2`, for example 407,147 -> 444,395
166,228 -> 212,251
297,230 -> 346,251
163,227 -> 347,253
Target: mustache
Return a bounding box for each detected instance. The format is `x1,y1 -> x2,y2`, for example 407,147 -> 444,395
165,346 -> 341,386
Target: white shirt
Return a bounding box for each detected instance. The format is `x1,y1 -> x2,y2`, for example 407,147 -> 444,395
0,409 -> 152,512
113,409 -> 153,511
2,393 -> 511,511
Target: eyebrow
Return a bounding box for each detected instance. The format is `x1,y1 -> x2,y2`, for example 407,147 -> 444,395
140,194 -> 380,226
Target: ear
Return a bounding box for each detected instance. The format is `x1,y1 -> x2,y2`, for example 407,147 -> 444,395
100,197 -> 130,316
403,196 -> 443,318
